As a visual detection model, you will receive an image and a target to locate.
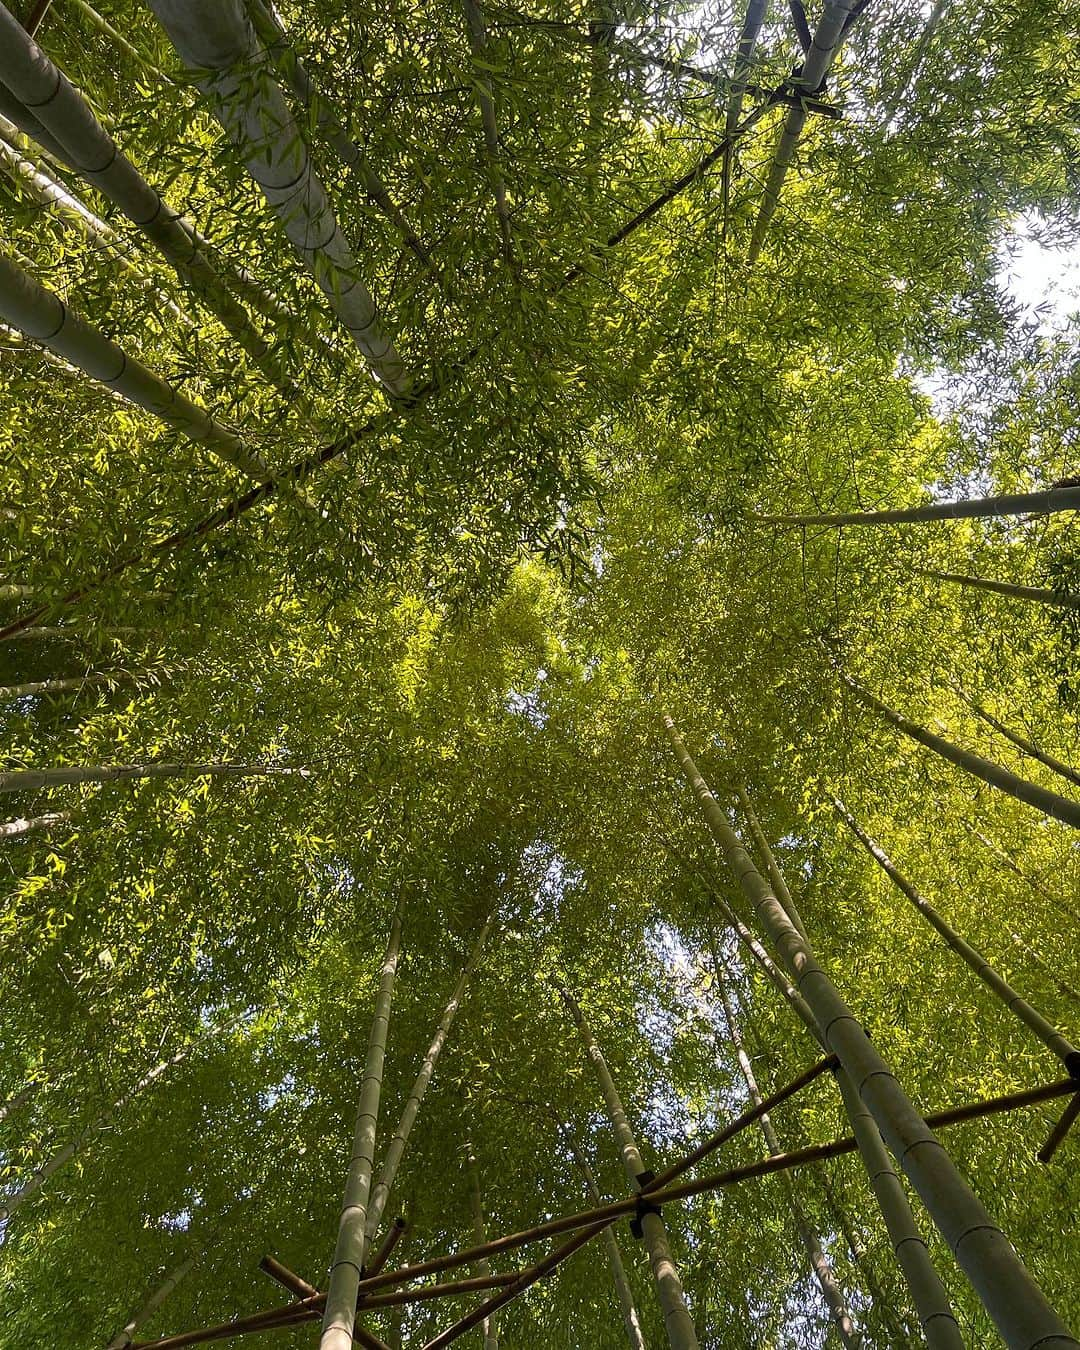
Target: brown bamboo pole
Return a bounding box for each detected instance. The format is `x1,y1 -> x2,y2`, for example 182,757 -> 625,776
955,692 -> 1080,791
833,798 -> 1080,1078
925,568 -> 1080,612
554,979 -> 700,1350
465,1144 -> 499,1350
844,675 -> 1080,829
755,484 -> 1080,526
259,1255 -> 318,1299
366,1217 -> 408,1279
661,711 -> 1077,1350
320,913 -> 403,1350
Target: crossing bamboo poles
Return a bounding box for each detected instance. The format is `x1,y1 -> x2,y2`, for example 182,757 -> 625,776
832,798 -> 1080,1081
554,978 -> 700,1350
147,0 -> 413,400
755,483 -> 1080,525
661,710 -> 1079,1350
843,674 -> 1080,829
320,913 -> 403,1350
746,0 -> 855,264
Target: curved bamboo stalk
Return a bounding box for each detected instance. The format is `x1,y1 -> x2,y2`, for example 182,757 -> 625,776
0,250 -> 269,481
955,693 -> 1080,791
0,809 -> 73,838
747,0 -> 855,264
148,0 -> 412,399
0,3 -> 308,413
755,484 -> 1080,525
833,798 -> 1080,1078
844,674 -> 1080,829
0,760 -> 309,793
662,711 -> 1076,1350
925,568 -> 1080,612
320,913 -> 403,1350
466,1144 -> 499,1350
365,915 -> 493,1242
555,978 -> 700,1350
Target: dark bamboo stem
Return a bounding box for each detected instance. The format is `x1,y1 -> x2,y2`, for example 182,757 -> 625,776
258,1255 -> 318,1299
1037,1093 -> 1080,1165
366,1217 -> 408,1278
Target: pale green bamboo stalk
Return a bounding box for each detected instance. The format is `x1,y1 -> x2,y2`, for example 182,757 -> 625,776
0,581 -> 34,599
747,0 -> 855,263
0,251 -> 269,482
365,915 -> 493,1242
720,0 -> 767,229
148,0 -> 413,399
712,965 -> 862,1349
0,810 -> 73,838
925,568 -> 1080,612
0,3 -> 308,414
555,978 -> 700,1350
883,0 -> 950,121
955,692 -> 1080,792
0,675 -> 102,697
0,761 -> 309,793
320,913 -> 402,1350
462,0 -> 515,268
833,798 -> 1080,1078
466,1143 -> 499,1350
568,1136 -> 649,1350
755,484 -> 1080,526
662,712 -> 1076,1350
845,674 -> 1080,829
1012,933 -> 1080,1011
735,787 -> 809,941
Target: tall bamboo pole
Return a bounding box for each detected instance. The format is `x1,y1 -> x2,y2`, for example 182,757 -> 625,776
924,568 -> 1080,611
555,979 -> 700,1350
955,692 -> 1080,791
710,954 -> 862,1347
833,799 -> 1080,1079
845,675 -> 1080,829
466,1144 -> 499,1350
106,1247 -> 204,1349
661,711 -> 1077,1350
720,0 -> 768,227
462,0 -> 516,269
320,913 -> 403,1350
365,916 -> 493,1243
0,676 -> 101,698
962,822 -> 1080,926
755,483 -> 1080,525
568,1137 -> 649,1350
0,760 -> 309,793
148,0 -> 413,399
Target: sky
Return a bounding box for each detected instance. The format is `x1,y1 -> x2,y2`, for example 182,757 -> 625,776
999,216 -> 1080,333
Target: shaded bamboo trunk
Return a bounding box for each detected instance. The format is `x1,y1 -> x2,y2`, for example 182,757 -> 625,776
0,676 -> 101,698
845,675 -> 1080,829
106,1246 -> 204,1349
462,0 -> 516,268
555,979 -> 700,1350
833,799 -> 1080,1078
747,0 -> 855,263
148,0 -> 412,399
0,810 -> 73,838
320,914 -> 402,1350
956,692 -> 1080,791
0,761 -> 308,793
0,4 -> 307,412
756,483 -> 1080,526
720,0 -> 768,230
466,1144 -> 499,1350
0,1081 -> 36,1125
661,712 -> 1074,1350
568,1136 -> 649,1350
925,568 -> 1080,612
883,0 -> 950,120
365,915 -> 493,1242
711,965 -> 861,1348
0,1041 -> 192,1219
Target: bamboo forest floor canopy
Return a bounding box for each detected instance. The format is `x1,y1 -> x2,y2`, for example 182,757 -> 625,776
1,0 -> 1080,1346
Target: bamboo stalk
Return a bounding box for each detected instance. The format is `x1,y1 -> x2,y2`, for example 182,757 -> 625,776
466,1144 -> 499,1350
956,692 -> 1080,791
63,0 -> 169,80
259,1255 -> 318,1299
462,0 -> 516,269
845,675 -> 1080,829
925,568 -> 1080,611
0,810 -> 73,838
366,1217 -> 407,1279
0,760 -> 309,793
320,913 -> 403,1350
108,1245 -> 208,1348
755,484 -> 1080,525
721,0 -> 768,231
963,823 -> 1080,926
0,1081 -> 37,1124
833,798 -> 1080,1078
661,711 -> 1078,1350
1037,1093 -> 1080,1165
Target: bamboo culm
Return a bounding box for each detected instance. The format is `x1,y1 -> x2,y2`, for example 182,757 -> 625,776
0,760 -> 309,794
147,0 -> 413,399
320,914 -> 403,1350
661,711 -> 1077,1350
569,1138 -> 648,1350
832,798 -> 1080,1079
956,692 -> 1080,792
556,978 -> 701,1350
0,810 -> 73,838
107,1246 -> 205,1349
466,1144 -> 499,1350
755,483 -> 1080,526
925,568 -> 1080,611
365,916 -> 493,1243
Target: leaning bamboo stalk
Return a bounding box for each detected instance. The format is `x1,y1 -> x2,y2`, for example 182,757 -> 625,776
555,979 -> 700,1350
0,1081 -> 37,1125
0,760 -> 309,793
735,787 -> 809,941
148,0 -> 412,399
462,0 -> 516,268
0,4 -> 308,413
833,799 -> 1080,1079
720,0 -> 768,226
0,251 -> 269,482
882,0 -> 949,121
1012,934 -> 1080,1011
320,914 -> 403,1350
712,967 -> 862,1349
955,693 -> 1080,791
747,0 -> 855,263
107,1245 -> 206,1349
365,915 -> 493,1243
661,711 -> 1077,1350
0,810 -> 73,838
844,674 -> 1080,829
924,568 -> 1080,612
63,0 -> 170,81
466,1145 -> 499,1350
755,484 -> 1080,525
961,823 -> 1080,926
0,675 -> 103,698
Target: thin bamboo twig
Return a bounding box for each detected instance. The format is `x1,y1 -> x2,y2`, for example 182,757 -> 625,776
955,691 -> 1080,791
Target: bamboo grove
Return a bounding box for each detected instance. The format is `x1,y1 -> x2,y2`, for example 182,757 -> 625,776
0,0 -> 1078,1345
